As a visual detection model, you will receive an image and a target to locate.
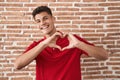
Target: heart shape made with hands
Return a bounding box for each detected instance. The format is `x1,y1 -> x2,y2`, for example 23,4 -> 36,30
48,33 -> 78,51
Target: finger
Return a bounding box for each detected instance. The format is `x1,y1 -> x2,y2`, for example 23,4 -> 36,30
55,31 -> 63,37
54,45 -> 61,51
48,44 -> 61,51
62,45 -> 72,51
68,33 -> 74,38
61,33 -> 67,38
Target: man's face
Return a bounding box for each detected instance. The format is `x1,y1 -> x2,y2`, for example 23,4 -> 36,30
34,12 -> 55,35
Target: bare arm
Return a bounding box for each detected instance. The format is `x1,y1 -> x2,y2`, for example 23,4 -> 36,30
62,34 -> 108,60
76,41 -> 108,60
14,42 -> 46,70
14,32 -> 62,69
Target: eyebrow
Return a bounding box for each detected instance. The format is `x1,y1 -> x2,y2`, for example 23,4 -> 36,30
35,15 -> 48,20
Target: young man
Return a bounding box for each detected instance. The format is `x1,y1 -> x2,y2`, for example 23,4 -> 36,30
14,6 -> 108,80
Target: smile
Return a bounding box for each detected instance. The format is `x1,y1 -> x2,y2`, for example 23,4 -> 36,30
41,25 -> 49,30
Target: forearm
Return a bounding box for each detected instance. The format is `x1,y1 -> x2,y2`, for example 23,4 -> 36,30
76,41 -> 108,60
14,42 -> 46,69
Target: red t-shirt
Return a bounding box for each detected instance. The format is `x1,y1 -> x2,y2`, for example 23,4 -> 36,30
24,35 -> 94,80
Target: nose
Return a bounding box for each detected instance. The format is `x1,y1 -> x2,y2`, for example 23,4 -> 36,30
39,20 -> 46,30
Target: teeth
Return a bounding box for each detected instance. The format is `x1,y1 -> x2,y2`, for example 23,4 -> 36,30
41,26 -> 48,30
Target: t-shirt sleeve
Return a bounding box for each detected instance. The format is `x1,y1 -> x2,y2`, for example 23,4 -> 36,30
74,34 -> 94,56
23,41 -> 38,53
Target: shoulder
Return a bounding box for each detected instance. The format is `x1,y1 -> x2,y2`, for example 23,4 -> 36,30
23,37 -> 45,53
73,34 -> 94,46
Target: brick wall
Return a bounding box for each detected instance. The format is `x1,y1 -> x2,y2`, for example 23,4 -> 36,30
0,0 -> 120,80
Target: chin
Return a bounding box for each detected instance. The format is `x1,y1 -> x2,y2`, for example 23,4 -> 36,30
42,31 -> 51,35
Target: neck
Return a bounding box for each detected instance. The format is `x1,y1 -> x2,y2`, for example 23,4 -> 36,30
45,28 -> 56,38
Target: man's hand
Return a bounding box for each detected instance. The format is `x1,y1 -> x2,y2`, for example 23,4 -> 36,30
62,33 -> 79,50
42,31 -> 63,50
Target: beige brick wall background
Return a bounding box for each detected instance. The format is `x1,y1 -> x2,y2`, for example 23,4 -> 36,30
0,0 -> 120,80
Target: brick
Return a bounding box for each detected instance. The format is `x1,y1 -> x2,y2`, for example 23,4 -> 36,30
56,8 -> 79,11
108,0 -> 120,1
72,29 -> 95,33
24,3 -> 48,7
82,33 -> 105,37
1,12 -> 24,16
7,0 -> 30,2
103,71 -> 113,74
102,37 -> 119,41
107,33 -> 120,37
108,7 -> 120,10
0,77 -> 8,80
107,62 -> 120,65
59,29 -> 71,33
6,46 -> 25,50
84,75 -> 106,79
108,15 -> 120,19
83,0 -> 105,2
6,8 -> 29,11
11,77 -> 33,80
0,3 -> 23,7
82,71 -> 101,75
81,25 -> 103,28
115,71 -> 120,74
107,45 -> 120,48
81,63 -> 99,67
0,60 -> 9,63
74,3 -> 98,7
7,26 -> 30,29
105,75 -> 120,78
5,38 -> 26,42
72,20 -> 95,24
54,12 -> 74,16
56,25 -> 79,28
86,66 -> 108,71
23,21 -> 35,24
57,16 -> 80,20
49,3 -> 72,7
7,73 -> 29,76
55,21 -> 71,24
13,51 -> 24,54
110,53 -> 120,57
0,51 -> 11,54
7,34 -> 30,38
7,16 -> 31,21
58,0 -> 80,2
107,24 -> 120,28
97,20 -> 120,24
75,12 -> 99,15
1,21 -> 21,24
33,0 -> 55,2
81,7 -> 104,11
0,29 -> 21,33
110,58 -> 120,61
0,7 -> 4,11
0,0 -> 4,2
81,16 -> 104,20
99,3 -> 120,6
100,11 -> 120,15
0,34 -> 6,37
97,29 -> 120,32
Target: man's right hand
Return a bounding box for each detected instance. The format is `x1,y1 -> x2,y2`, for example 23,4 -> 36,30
42,31 -> 63,50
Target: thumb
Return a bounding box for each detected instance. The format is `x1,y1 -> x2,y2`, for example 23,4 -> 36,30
54,45 -> 61,51
62,46 -> 71,51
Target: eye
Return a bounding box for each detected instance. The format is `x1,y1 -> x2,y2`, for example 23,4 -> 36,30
44,17 -> 48,20
35,19 -> 40,23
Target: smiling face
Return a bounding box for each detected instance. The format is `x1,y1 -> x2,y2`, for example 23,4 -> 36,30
34,12 -> 56,36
